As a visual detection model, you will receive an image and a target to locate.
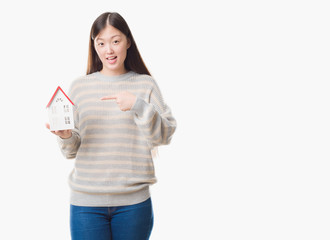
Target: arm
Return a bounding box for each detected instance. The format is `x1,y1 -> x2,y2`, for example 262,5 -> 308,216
57,104 -> 81,159
130,80 -> 177,148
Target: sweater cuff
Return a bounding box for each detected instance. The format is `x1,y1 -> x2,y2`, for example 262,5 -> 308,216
57,132 -> 76,145
131,97 -> 147,117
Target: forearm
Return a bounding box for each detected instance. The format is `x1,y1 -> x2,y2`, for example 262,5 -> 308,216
57,130 -> 81,159
131,97 -> 176,147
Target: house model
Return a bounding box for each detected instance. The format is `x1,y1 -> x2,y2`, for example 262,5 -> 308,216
46,86 -> 75,131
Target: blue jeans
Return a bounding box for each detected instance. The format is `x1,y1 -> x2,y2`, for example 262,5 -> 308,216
70,198 -> 153,240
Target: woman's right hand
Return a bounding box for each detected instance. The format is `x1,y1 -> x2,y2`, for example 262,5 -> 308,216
45,123 -> 72,139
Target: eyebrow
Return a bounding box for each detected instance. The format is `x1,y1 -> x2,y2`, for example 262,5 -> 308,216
95,35 -> 121,41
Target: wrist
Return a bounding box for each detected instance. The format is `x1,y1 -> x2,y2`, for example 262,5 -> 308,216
60,132 -> 72,139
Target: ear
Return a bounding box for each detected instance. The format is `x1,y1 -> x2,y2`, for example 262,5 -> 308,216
126,38 -> 131,49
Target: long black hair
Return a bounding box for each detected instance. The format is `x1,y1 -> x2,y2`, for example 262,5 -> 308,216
87,12 -> 151,76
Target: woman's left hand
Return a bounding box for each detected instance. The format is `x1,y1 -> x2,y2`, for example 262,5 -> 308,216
101,91 -> 137,111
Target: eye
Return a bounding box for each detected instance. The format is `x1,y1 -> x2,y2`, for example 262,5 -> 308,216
113,40 -> 120,44
97,42 -> 104,46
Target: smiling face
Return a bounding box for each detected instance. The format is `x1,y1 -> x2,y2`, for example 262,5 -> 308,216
94,24 -> 131,76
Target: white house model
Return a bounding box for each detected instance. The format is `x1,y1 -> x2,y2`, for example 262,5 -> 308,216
47,86 -> 75,131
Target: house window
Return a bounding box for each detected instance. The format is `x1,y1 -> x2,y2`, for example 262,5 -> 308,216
64,105 -> 70,112
52,106 -> 57,114
65,116 -> 71,124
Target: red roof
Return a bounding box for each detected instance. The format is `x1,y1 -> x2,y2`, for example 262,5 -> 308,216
46,86 -> 75,108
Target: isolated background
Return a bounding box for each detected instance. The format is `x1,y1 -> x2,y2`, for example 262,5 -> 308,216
0,0 -> 329,239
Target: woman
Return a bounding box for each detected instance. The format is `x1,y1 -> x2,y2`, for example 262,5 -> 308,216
47,12 -> 176,240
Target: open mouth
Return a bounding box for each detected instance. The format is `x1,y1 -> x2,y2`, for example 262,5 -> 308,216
106,56 -> 117,64
106,56 -> 117,60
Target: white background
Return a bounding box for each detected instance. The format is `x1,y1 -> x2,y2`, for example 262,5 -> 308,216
0,0 -> 329,239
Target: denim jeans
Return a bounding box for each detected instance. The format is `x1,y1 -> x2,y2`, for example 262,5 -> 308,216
70,198 -> 153,240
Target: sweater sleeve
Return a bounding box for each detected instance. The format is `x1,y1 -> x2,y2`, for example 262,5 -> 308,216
130,78 -> 177,148
57,86 -> 81,159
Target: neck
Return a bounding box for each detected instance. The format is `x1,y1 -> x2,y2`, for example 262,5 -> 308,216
100,67 -> 128,76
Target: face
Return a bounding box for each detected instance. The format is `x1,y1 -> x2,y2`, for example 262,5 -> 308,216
94,25 -> 131,76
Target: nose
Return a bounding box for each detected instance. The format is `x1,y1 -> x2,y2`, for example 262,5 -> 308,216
106,44 -> 114,54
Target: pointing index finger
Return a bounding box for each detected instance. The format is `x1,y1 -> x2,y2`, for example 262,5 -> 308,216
101,95 -> 117,100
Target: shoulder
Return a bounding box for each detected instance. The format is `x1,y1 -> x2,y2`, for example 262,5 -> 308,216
71,73 -> 97,85
131,72 -> 159,88
68,73 -> 98,97
69,73 -> 97,88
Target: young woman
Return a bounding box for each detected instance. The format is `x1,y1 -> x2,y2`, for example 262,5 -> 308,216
47,12 -> 176,240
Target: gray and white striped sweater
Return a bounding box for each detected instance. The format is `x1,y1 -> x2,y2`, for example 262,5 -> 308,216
57,71 -> 176,206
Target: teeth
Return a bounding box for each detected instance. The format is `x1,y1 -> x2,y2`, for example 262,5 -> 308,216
107,57 -> 116,60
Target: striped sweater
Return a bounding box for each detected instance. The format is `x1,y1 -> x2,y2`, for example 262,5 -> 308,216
57,71 -> 176,206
